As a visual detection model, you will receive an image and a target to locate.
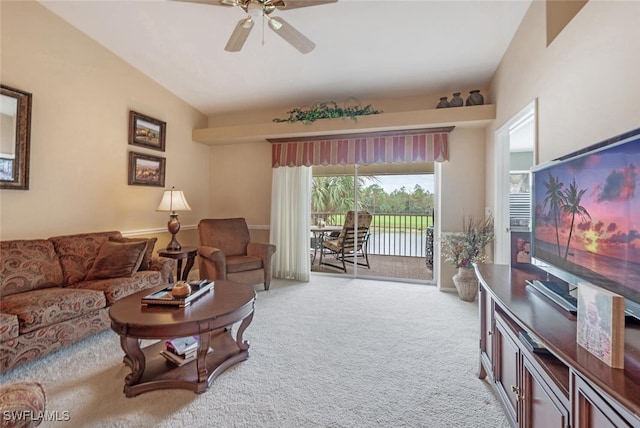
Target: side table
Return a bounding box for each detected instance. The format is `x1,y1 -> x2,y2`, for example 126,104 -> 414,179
158,246 -> 197,282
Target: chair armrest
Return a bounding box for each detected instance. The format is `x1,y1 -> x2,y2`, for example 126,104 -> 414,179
247,242 -> 276,260
197,246 -> 225,262
197,246 -> 227,280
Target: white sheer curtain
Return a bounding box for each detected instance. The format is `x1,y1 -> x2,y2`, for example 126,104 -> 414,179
270,166 -> 312,281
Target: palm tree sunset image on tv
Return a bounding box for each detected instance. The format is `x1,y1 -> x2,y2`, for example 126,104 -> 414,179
531,130 -> 640,312
541,173 -> 591,260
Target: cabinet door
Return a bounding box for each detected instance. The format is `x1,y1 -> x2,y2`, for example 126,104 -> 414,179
522,356 -> 569,428
494,314 -> 520,427
479,283 -> 494,380
573,374 -> 635,428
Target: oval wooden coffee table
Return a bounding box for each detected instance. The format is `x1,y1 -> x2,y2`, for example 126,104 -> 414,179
109,280 -> 255,397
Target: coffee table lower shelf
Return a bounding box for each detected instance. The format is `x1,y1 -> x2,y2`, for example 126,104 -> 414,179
122,328 -> 248,397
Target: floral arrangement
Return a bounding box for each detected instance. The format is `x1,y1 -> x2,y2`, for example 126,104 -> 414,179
273,99 -> 382,125
440,216 -> 494,269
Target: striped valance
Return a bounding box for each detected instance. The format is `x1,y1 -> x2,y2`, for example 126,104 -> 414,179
269,128 -> 452,168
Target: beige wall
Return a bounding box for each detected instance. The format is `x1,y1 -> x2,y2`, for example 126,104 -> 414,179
486,1 -> 640,214
438,128 -> 486,289
208,142 -> 273,243
0,1 -> 208,246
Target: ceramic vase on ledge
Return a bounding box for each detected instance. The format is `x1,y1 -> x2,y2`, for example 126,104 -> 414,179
453,267 -> 478,301
449,92 -> 464,107
436,97 -> 450,108
465,90 -> 484,106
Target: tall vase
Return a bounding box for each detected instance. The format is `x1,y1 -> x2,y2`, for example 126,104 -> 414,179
452,267 -> 478,301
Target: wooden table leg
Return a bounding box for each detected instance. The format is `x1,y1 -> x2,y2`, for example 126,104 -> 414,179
182,256 -> 195,280
176,259 -> 183,282
120,336 -> 145,393
236,311 -> 254,351
197,332 -> 212,384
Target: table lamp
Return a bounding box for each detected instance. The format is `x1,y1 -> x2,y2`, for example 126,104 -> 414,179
157,186 -> 191,250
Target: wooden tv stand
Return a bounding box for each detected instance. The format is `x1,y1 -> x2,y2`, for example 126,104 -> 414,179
475,264 -> 640,427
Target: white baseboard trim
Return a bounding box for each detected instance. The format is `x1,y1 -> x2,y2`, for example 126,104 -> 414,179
121,224 -> 197,237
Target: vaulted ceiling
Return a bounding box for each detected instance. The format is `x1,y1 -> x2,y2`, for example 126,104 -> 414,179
39,0 -> 532,116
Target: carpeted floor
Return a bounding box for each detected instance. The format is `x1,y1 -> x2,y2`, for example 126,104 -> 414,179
3,277 -> 508,427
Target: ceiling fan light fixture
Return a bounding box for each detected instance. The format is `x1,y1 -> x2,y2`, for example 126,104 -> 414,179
247,1 -> 264,17
266,15 -> 283,31
241,15 -> 253,28
173,0 -> 335,53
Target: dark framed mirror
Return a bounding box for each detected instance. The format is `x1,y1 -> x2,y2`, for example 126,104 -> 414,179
1,84 -> 32,190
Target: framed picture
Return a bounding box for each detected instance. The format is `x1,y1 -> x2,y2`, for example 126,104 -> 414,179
0,158 -> 14,181
128,111 -> 166,151
128,152 -> 165,187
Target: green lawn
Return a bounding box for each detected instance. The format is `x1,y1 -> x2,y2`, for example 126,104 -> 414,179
323,213 -> 434,230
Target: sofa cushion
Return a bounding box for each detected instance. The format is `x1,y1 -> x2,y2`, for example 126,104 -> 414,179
49,231 -> 122,285
86,240 -> 147,280
0,240 -> 64,297
0,313 -> 19,342
226,255 -> 263,273
1,288 -> 106,334
77,270 -> 167,305
109,236 -> 157,271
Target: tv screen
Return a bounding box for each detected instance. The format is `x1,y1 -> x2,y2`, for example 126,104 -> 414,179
531,128 -> 640,319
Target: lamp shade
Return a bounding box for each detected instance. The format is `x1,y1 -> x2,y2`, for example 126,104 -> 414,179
156,187 -> 191,213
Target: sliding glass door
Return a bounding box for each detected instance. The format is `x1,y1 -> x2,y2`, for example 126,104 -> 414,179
311,163 -> 435,283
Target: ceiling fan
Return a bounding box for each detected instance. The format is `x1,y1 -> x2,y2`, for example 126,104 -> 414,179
172,0 -> 338,54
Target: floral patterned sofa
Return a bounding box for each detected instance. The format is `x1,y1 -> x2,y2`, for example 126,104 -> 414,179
0,381 -> 46,428
0,231 -> 174,373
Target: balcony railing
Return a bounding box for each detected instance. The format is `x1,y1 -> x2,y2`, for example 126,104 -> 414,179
311,211 -> 434,262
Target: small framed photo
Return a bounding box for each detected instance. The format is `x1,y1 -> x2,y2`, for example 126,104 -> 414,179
129,111 -> 166,151
0,157 -> 14,181
128,152 -> 165,187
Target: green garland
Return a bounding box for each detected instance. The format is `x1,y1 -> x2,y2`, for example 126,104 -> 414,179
273,100 -> 382,125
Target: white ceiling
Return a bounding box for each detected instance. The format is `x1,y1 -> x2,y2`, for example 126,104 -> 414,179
39,0 -> 532,117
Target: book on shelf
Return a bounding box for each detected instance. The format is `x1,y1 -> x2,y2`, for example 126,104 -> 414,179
141,280 -> 214,307
166,336 -> 199,356
576,282 -> 625,368
160,350 -> 196,366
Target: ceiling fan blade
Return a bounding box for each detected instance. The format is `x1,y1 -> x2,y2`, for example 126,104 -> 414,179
267,16 -> 315,54
169,0 -> 236,6
225,17 -> 254,52
272,0 -> 338,10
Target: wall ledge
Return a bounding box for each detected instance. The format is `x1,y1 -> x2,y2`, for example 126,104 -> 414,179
194,104 -> 496,145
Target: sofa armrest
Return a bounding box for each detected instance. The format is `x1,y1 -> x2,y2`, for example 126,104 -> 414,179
148,256 -> 175,284
197,246 -> 226,280
0,381 -> 46,427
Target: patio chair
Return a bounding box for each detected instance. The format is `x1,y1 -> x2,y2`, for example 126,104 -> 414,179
319,211 -> 372,272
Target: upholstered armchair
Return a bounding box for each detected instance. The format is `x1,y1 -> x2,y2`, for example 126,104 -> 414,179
197,218 -> 276,290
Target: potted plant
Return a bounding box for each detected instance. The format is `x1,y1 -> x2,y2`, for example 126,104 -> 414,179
440,216 -> 494,301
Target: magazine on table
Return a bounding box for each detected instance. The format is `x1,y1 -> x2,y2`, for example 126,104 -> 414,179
141,280 -> 214,307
